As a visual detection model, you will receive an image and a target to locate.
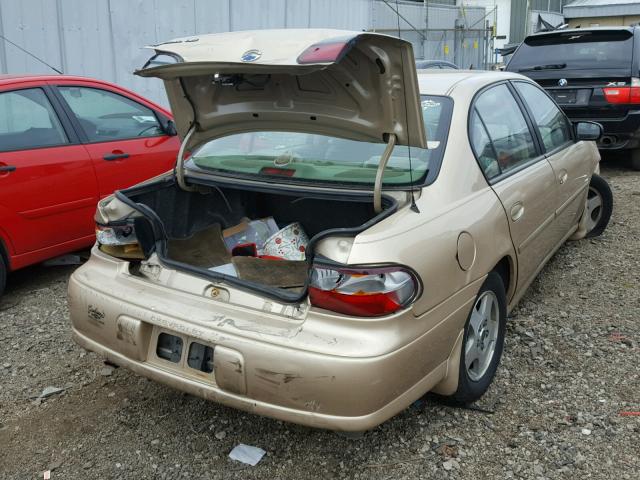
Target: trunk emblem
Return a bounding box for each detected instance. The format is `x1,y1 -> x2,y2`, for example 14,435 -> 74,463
241,49 -> 262,62
558,78 -> 568,87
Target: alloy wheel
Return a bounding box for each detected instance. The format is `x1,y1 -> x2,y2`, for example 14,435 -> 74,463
465,291 -> 500,382
586,186 -> 603,233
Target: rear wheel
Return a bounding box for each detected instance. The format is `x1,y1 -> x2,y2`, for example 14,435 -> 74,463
631,149 -> 640,171
445,272 -> 506,405
584,174 -> 613,238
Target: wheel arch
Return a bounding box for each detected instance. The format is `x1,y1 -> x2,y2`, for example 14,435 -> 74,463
492,255 -> 515,301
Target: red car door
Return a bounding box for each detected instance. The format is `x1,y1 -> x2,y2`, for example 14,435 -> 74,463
0,85 -> 99,265
51,82 -> 178,198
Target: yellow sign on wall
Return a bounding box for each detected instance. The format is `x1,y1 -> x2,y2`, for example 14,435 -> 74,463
444,45 -> 449,55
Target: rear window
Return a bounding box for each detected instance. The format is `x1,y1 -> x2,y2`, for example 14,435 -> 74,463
187,95 -> 452,187
508,30 -> 634,71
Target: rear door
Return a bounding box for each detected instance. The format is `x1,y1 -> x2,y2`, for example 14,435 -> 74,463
0,85 -> 98,259
52,83 -> 178,198
507,29 -> 635,121
512,81 -> 594,238
469,83 -> 559,290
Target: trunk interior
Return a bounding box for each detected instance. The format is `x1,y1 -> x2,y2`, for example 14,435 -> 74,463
119,178 -> 395,300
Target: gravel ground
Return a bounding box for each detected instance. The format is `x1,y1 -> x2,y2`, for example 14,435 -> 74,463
1,159 -> 638,480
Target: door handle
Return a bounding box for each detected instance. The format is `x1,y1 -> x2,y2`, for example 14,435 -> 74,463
510,202 -> 525,222
103,153 -> 129,161
558,170 -> 568,185
0,165 -> 16,172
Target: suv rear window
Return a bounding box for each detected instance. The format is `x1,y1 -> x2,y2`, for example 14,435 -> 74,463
508,30 -> 634,71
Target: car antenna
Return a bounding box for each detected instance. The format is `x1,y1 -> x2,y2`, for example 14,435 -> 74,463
0,34 -> 63,74
395,0 -> 420,213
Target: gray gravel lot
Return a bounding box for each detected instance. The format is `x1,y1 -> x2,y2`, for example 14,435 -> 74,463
1,160 -> 638,480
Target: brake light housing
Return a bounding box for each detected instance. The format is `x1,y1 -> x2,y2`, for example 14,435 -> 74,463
96,223 -> 144,259
603,77 -> 640,104
309,264 -> 421,317
297,39 -> 353,64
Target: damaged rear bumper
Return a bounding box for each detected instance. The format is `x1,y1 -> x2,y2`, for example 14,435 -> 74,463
68,247 -> 473,431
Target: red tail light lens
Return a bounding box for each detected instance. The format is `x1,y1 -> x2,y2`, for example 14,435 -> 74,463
603,79 -> 640,104
309,265 -> 420,317
297,40 -> 351,64
603,87 -> 632,104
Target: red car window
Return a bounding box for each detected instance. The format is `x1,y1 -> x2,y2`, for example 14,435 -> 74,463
58,86 -> 163,142
0,88 -> 68,152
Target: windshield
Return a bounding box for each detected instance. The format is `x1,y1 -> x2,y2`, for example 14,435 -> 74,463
188,95 -> 452,187
508,30 -> 634,71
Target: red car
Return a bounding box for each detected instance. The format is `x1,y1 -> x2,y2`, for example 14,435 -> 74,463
0,75 -> 180,295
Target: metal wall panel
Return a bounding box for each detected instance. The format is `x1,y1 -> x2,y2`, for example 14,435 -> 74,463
0,0 -> 491,106
0,0 -> 64,75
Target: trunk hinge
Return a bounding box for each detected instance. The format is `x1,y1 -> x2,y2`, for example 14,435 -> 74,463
176,124 -> 197,192
373,133 -> 397,214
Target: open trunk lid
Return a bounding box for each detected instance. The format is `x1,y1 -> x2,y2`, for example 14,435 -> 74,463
135,29 -> 426,151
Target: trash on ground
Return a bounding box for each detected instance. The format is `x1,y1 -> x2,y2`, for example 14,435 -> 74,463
39,386 -> 65,398
228,443 -> 266,466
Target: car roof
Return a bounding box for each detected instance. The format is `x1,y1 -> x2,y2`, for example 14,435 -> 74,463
0,74 -> 104,86
417,70 -> 528,96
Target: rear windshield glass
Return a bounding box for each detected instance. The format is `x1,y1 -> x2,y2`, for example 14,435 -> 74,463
187,95 -> 452,187
508,30 -> 634,71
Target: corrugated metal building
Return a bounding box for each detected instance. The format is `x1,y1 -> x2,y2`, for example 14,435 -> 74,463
0,0 -> 490,106
564,0 -> 640,27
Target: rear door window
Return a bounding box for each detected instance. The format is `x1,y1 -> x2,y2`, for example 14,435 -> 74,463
514,82 -> 573,152
508,30 -> 634,71
470,84 -> 538,178
0,88 -> 68,152
58,86 -> 163,142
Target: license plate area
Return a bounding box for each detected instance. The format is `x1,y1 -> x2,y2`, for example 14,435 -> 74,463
552,90 -> 577,104
147,327 -> 246,394
149,327 -> 217,382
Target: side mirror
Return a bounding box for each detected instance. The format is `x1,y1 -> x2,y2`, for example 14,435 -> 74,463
163,119 -> 178,136
574,121 -> 603,141
156,113 -> 178,136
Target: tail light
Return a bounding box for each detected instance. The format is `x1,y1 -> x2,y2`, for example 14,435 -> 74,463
603,77 -> 640,104
297,39 -> 352,64
309,264 -> 420,317
96,223 -> 144,259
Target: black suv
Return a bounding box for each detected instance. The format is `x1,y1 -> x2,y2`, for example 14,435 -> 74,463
507,27 -> 640,170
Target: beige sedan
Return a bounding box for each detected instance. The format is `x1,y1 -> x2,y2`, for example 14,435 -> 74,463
68,29 -> 612,432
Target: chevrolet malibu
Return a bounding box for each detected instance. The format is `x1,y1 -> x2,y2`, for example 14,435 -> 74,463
68,30 -> 613,432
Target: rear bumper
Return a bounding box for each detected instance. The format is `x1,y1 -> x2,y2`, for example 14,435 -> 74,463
567,110 -> 640,150
68,248 -> 476,431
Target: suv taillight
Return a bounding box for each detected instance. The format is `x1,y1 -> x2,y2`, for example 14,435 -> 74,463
309,264 -> 420,317
603,77 -> 640,104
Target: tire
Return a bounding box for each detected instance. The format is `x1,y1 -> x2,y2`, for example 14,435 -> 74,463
446,272 -> 507,405
584,174 -> 613,238
631,149 -> 640,171
0,254 -> 5,298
